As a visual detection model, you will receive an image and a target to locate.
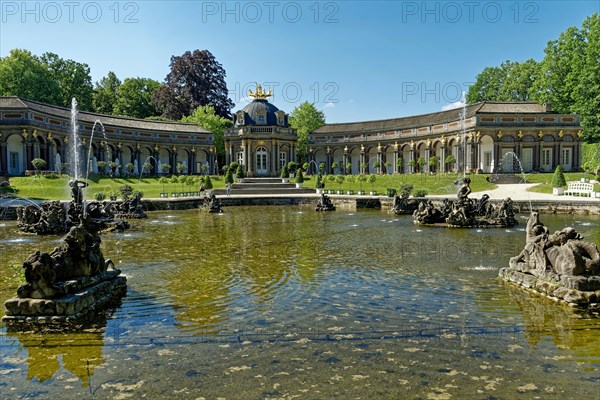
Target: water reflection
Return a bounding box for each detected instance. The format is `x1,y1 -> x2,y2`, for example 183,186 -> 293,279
0,208 -> 598,398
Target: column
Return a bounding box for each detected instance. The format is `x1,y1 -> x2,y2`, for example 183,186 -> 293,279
0,142 -> 7,174
424,147 -> 430,173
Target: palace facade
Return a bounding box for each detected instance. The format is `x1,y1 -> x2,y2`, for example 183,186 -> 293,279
0,96 -> 583,178
0,96 -> 216,176
224,85 -> 297,177
308,102 -> 583,175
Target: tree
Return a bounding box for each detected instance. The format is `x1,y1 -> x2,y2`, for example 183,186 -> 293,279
295,170 -> 304,184
331,161 -> 339,174
289,102 -> 326,164
346,162 -> 352,174
367,174 -> 377,191
236,164 -> 245,179
143,162 -> 152,175
396,157 -> 403,173
176,162 -> 186,175
575,14 -> 600,143
0,49 -> 62,105
225,169 -> 234,184
125,162 -> 135,175
428,156 -> 438,173
152,49 -> 234,120
40,52 -> 93,110
416,156 -> 425,173
93,71 -> 121,114
315,173 -> 324,189
114,77 -> 160,119
319,162 -> 326,174
445,155 -> 456,169
96,161 -> 107,175
182,104 -> 233,156
160,163 -> 171,174
467,59 -> 539,103
31,158 -> 46,172
281,164 -> 289,179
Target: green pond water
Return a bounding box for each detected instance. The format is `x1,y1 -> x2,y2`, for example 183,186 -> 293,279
0,207 -> 599,399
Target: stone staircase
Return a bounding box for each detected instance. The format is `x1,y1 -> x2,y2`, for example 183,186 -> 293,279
228,177 -> 315,195
487,174 -> 527,184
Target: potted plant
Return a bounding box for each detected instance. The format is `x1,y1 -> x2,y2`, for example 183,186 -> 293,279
295,169 -> 304,188
367,174 -> 377,195
416,157 -> 426,173
357,174 -> 366,195
315,173 -> 325,193
396,157 -> 403,174
97,161 -> 108,175
445,155 -> 456,172
176,162 -> 186,175
345,175 -> 355,194
373,160 -> 381,174
551,165 -> 566,195
326,174 -> 336,193
319,162 -> 326,175
346,162 -> 352,175
31,158 -> 46,174
288,161 -> 297,179
126,162 -> 135,176
281,163 -> 290,183
331,161 -> 339,174
428,156 -> 438,174
236,164 -> 245,182
143,162 -> 152,175
360,162 -> 367,174
160,163 -> 171,175
384,161 -> 392,174
335,174 -> 345,194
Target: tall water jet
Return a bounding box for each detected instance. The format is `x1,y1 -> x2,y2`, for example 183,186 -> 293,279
70,98 -> 80,180
459,91 -> 467,178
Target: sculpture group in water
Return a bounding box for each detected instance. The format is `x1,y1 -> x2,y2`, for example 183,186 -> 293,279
315,193 -> 335,212
412,178 -> 518,228
16,181 -> 146,235
3,179 -> 127,331
500,212 -> 600,307
390,184 -> 418,215
203,191 -> 223,213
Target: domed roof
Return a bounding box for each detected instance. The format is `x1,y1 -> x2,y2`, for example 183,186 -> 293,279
240,99 -> 281,126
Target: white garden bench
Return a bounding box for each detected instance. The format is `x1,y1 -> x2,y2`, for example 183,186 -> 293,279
565,182 -> 594,197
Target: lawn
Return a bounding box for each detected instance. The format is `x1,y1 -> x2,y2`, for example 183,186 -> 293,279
2,172 -> 595,200
1,175 -> 225,200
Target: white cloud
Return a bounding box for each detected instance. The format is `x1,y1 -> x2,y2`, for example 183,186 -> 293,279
324,102 -> 336,109
441,101 -> 465,111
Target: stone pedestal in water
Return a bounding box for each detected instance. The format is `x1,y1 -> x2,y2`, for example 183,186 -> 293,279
3,184 -> 127,330
499,212 -> 600,307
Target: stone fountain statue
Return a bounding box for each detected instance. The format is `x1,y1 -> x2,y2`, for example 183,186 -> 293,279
499,212 -> 600,307
412,177 -> 517,228
390,184 -> 418,215
315,193 -> 336,212
3,180 -> 127,330
203,191 -> 223,213
16,180 -> 136,234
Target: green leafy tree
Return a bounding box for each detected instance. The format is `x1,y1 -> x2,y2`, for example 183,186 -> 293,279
319,162 -> 326,174
295,170 -> 304,184
428,156 -> 438,173
40,52 -> 93,110
182,104 -> 233,156
159,177 -> 168,193
346,162 -> 352,174
582,143 -> 600,174
96,161 -> 107,175
384,161 -> 392,174
331,161 -> 339,174
287,161 -> 297,174
160,163 -> 171,174
0,49 -> 62,105
367,174 -> 377,191
143,162 -> 152,175
357,174 -> 366,191
152,49 -> 234,120
445,155 -> 456,170
360,162 -> 367,174
551,165 -> 567,187
93,71 -> 121,114
575,14 -> 600,143
289,102 -> 326,164
417,156 -> 426,173
176,162 -> 186,174
31,158 -> 46,172
396,157 -> 403,173
114,77 -> 161,119
335,174 -> 345,189
125,162 -> 135,175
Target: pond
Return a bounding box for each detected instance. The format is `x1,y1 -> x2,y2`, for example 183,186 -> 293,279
1,207 -> 599,399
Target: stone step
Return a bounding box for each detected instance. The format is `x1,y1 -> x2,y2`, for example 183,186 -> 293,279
488,174 -> 527,184
216,188 -> 316,195
233,183 -> 296,189
241,178 -> 283,184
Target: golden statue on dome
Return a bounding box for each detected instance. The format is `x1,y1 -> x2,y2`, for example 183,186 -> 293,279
248,83 -> 272,100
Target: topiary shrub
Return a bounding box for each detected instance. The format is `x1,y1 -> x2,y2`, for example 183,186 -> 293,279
281,164 -> 289,179
295,170 -> 304,184
204,175 -> 213,189
551,165 -> 566,187
236,164 -> 245,179
94,192 -> 106,201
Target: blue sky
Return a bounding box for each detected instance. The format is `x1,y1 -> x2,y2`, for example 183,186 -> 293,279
1,1 -> 599,122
